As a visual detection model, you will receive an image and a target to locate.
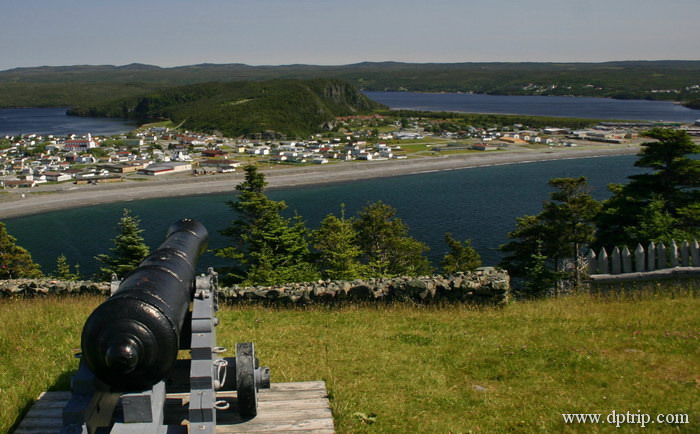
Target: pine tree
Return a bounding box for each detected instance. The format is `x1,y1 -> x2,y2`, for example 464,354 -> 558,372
597,128 -> 700,247
522,240 -> 557,297
54,254 -> 81,281
0,222 -> 43,279
353,201 -> 432,277
441,233 -> 482,274
313,206 -> 368,280
500,177 -> 600,288
216,165 -> 319,285
94,209 -> 150,280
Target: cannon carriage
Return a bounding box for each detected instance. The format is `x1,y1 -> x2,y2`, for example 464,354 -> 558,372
62,219 -> 270,433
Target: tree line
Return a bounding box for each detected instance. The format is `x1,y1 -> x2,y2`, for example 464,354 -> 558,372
213,164 -> 480,286
1,128 -> 697,295
500,128 -> 699,295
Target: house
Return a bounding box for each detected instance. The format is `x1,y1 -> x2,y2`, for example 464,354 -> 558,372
269,155 -> 288,163
63,134 -> 97,151
171,150 -> 193,162
138,162 -> 192,176
499,137 -> 526,144
199,159 -> 241,172
1,179 -> 36,188
75,169 -> 111,179
202,149 -> 227,158
178,135 -> 206,146
76,154 -> 97,164
43,171 -> 72,182
246,146 -> 270,156
471,144 -> 498,151
97,162 -> 146,174
543,128 -> 568,135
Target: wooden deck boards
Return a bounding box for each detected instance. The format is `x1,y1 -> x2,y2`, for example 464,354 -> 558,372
14,381 -> 335,433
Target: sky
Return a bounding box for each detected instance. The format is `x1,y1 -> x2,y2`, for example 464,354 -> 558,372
2,0 -> 699,71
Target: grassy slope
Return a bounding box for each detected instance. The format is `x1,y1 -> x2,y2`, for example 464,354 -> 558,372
1,293 -> 698,433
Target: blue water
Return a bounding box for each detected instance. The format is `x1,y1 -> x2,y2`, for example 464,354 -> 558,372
365,91 -> 700,123
4,155 -> 642,276
0,107 -> 137,136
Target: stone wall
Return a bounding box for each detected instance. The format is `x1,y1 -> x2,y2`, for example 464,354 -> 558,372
0,279 -> 110,297
0,268 -> 510,306
221,269 -> 510,305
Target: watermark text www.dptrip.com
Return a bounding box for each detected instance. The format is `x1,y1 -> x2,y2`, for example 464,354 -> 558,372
562,410 -> 690,428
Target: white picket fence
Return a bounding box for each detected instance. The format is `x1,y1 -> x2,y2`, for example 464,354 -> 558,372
588,240 -> 700,275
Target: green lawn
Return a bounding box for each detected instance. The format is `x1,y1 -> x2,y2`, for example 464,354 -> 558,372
1,292 -> 698,432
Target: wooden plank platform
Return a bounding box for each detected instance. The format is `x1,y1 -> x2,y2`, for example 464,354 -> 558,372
14,381 -> 335,433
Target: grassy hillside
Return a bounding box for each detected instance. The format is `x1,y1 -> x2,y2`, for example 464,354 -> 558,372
2,61 -> 700,108
68,79 -> 385,138
2,291 -> 698,432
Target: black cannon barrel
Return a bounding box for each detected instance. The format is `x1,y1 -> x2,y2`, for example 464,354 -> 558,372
81,219 -> 209,391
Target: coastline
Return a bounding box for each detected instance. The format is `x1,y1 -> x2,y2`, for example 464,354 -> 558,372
0,146 -> 640,220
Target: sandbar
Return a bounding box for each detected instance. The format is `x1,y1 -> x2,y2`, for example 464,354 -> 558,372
0,146 -> 640,219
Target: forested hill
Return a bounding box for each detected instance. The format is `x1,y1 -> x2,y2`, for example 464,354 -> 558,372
68,79 -> 385,138
2,61 -> 700,108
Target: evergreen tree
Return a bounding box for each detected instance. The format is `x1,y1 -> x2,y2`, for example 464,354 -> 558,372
313,206 -> 368,280
596,128 -> 700,247
500,177 -> 600,288
216,165 -> 319,286
55,254 -> 71,278
54,254 -> 81,281
94,209 -> 150,280
0,222 -> 43,279
353,201 -> 432,277
441,233 -> 482,274
522,240 -> 557,297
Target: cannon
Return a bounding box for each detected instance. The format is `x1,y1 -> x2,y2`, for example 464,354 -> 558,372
62,219 -> 270,434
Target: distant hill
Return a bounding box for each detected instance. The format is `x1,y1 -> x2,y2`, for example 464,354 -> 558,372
1,61 -> 699,108
68,79 -> 385,138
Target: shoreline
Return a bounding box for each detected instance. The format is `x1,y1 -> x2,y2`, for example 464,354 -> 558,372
0,146 -> 640,220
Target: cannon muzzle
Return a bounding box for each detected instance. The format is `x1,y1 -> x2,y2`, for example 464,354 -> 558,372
81,218 -> 208,391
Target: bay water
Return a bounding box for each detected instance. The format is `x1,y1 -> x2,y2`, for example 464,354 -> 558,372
4,154 -> 641,276
364,91 -> 700,123
0,107 -> 137,137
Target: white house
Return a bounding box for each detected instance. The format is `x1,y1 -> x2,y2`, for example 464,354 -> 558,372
43,171 -> 72,182
138,162 -> 192,176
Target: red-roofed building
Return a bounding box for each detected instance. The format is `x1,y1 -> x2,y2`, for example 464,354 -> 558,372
63,134 -> 96,151
202,149 -> 227,158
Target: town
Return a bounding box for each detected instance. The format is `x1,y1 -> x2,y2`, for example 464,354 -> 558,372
1,115 -> 699,189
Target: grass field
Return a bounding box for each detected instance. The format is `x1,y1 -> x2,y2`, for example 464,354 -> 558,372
1,292 -> 698,432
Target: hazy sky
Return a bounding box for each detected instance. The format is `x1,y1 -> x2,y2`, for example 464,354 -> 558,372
2,0 -> 699,70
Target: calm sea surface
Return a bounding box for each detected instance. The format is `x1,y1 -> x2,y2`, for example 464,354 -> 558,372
0,107 -> 137,136
4,155 -> 642,276
364,91 -> 700,123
